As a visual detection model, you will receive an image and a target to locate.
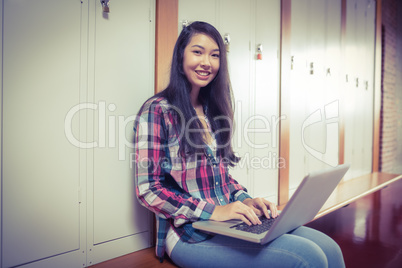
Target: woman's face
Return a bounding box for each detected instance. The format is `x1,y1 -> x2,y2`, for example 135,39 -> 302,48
183,33 -> 220,92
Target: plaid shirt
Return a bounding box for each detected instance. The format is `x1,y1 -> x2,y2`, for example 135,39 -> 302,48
134,97 -> 252,260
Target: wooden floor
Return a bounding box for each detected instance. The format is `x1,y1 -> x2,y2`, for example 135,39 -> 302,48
90,178 -> 402,268
89,247 -> 177,268
306,178 -> 402,268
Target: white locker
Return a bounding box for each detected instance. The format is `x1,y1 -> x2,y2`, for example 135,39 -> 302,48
1,1 -> 84,267
303,0 -> 328,175
362,0 -> 375,175
178,0 -> 218,30
320,0 -> 342,171
344,0 -> 359,179
352,0 -> 366,176
218,0 -> 254,193
1,1 -> 155,267
344,0 -> 375,180
289,0 -> 310,195
251,0 -> 281,202
88,0 -> 155,263
178,0 -> 280,202
289,0 -> 342,196
86,0 -> 154,265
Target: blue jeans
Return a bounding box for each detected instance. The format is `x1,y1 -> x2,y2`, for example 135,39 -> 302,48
170,226 -> 345,268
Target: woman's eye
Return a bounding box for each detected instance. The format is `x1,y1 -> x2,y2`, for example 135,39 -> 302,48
212,53 -> 220,58
193,50 -> 201,55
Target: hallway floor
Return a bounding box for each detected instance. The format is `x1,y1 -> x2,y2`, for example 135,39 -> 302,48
306,178 -> 402,268
91,178 -> 402,268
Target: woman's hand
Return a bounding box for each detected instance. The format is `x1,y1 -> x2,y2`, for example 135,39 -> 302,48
210,201 -> 262,226
243,197 -> 278,219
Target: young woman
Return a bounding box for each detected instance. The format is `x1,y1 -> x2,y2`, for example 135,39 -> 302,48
134,21 -> 345,267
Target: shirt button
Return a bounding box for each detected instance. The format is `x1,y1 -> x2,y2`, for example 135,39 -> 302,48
215,182 -> 219,185
220,198 -> 224,202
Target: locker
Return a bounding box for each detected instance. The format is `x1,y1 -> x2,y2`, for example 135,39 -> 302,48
1,1 -> 155,267
178,0 -> 281,202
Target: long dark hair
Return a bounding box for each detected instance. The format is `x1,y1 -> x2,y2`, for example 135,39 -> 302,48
157,21 -> 239,166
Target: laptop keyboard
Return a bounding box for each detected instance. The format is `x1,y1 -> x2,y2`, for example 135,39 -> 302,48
230,216 -> 277,234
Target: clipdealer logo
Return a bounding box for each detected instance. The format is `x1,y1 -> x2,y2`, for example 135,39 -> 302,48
63,100 -> 339,167
301,100 -> 339,167
64,101 -> 135,160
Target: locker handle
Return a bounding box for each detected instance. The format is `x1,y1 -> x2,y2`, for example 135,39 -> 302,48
101,0 -> 110,13
182,20 -> 190,29
224,34 -> 230,52
291,56 -> 294,70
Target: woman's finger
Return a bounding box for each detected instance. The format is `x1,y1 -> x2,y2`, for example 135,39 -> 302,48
263,199 -> 278,218
236,203 -> 261,225
245,208 -> 261,225
238,214 -> 252,226
252,197 -> 271,219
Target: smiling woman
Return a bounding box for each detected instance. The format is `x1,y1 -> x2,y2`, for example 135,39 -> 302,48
133,21 -> 345,268
183,33 -> 220,146
145,21 -> 236,161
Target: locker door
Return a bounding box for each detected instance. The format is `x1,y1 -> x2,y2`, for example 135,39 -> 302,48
251,0 -> 281,202
361,0 -> 375,174
87,0 -> 155,265
323,0 -> 342,169
344,0 -> 373,179
353,0 -> 367,176
179,0 -> 280,200
305,0 -> 342,172
289,0 -> 342,195
217,0 -> 253,190
179,0 -> 253,189
303,0 -> 328,174
2,1 -> 85,267
178,0 -> 218,30
344,0 -> 359,179
289,0 -> 310,194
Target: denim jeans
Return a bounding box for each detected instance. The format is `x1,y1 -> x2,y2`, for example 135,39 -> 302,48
170,226 -> 345,268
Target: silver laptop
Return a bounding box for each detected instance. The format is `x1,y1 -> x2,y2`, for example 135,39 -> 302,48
193,164 -> 350,244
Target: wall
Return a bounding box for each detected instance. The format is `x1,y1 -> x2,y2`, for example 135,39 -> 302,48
381,0 -> 402,173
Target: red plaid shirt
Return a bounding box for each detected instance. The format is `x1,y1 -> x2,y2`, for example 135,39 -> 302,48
134,97 -> 251,259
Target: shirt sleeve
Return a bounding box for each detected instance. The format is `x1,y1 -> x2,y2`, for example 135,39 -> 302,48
134,101 -> 215,226
227,173 -> 253,202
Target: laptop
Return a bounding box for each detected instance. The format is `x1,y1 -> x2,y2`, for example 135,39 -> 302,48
193,164 -> 350,244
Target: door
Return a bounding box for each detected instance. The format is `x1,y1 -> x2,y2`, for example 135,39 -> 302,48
2,1 -> 84,267
178,0 -> 280,202
86,0 -> 155,265
1,1 -> 156,267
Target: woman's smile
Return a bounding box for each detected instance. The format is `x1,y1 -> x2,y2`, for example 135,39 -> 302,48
195,70 -> 212,79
